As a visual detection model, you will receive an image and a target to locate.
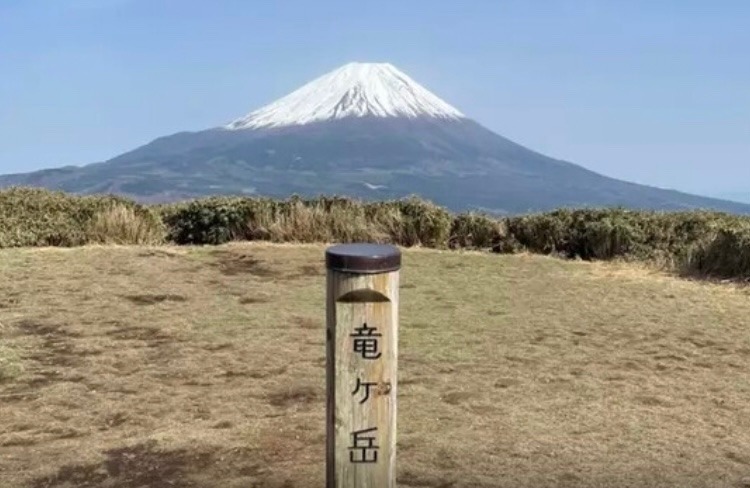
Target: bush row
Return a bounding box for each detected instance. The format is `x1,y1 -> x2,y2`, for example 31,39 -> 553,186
0,187 -> 164,248
157,195 -> 455,247
2,187 -> 750,280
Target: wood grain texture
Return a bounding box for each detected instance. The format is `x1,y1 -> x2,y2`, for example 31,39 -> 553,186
327,269 -> 399,488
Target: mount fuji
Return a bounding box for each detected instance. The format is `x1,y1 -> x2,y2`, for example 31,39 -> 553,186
2,61 -> 749,215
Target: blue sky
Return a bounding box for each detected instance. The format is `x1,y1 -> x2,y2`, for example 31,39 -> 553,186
1,0 -> 748,197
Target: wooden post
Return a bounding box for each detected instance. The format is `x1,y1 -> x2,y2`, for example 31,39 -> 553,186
326,243 -> 401,488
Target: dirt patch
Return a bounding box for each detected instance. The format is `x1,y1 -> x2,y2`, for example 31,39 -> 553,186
0,294 -> 20,308
633,394 -> 674,407
105,325 -> 174,344
297,264 -> 323,276
494,378 -> 521,389
202,342 -> 233,351
285,264 -> 324,280
221,365 -> 288,379
123,294 -> 187,305
266,384 -> 320,408
14,319 -> 83,372
16,319 -> 76,338
441,390 -> 477,405
211,251 -> 278,277
100,412 -> 130,431
398,469 -> 457,487
136,250 -> 181,259
296,316 -> 320,329
29,441 -> 216,488
239,296 -> 269,304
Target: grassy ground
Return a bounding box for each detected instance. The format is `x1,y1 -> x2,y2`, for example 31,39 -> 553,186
1,243 -> 749,487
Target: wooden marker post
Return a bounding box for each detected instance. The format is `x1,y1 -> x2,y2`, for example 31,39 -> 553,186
326,243 -> 401,488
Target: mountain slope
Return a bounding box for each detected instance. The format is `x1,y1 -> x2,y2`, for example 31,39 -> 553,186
715,192 -> 750,204
2,62 -> 749,215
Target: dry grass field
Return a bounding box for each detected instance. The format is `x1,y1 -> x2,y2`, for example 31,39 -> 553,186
1,243 -> 750,487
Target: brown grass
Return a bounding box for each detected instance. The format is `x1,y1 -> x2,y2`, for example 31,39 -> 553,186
260,201 -> 392,243
1,243 -> 749,487
86,203 -> 165,245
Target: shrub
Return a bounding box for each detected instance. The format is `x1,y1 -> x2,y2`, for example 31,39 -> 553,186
504,208 -> 747,263
506,210 -> 575,255
577,215 -> 638,260
450,213 -> 506,250
392,196 -> 453,247
257,197 -> 384,243
0,187 -> 158,248
160,197 -> 252,245
683,227 -> 750,279
87,203 -> 165,245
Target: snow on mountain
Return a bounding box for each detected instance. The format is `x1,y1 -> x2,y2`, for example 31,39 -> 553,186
225,62 -> 465,130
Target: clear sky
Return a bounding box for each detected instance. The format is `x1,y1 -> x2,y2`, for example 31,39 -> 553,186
1,0 -> 748,197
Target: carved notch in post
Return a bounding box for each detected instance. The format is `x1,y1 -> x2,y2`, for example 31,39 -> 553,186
326,243 -> 401,488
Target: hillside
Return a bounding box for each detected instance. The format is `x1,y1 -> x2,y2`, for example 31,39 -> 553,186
3,63 -> 750,215
1,244 -> 749,487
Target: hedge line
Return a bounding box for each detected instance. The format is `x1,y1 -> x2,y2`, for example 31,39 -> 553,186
2,187 -> 750,281
0,187 -> 164,248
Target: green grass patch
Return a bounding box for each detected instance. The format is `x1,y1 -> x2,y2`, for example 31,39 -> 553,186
0,345 -> 22,382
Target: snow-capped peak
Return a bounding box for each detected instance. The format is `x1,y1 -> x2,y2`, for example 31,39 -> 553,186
225,62 -> 465,130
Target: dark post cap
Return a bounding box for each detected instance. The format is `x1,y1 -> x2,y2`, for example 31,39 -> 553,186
325,243 -> 401,274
